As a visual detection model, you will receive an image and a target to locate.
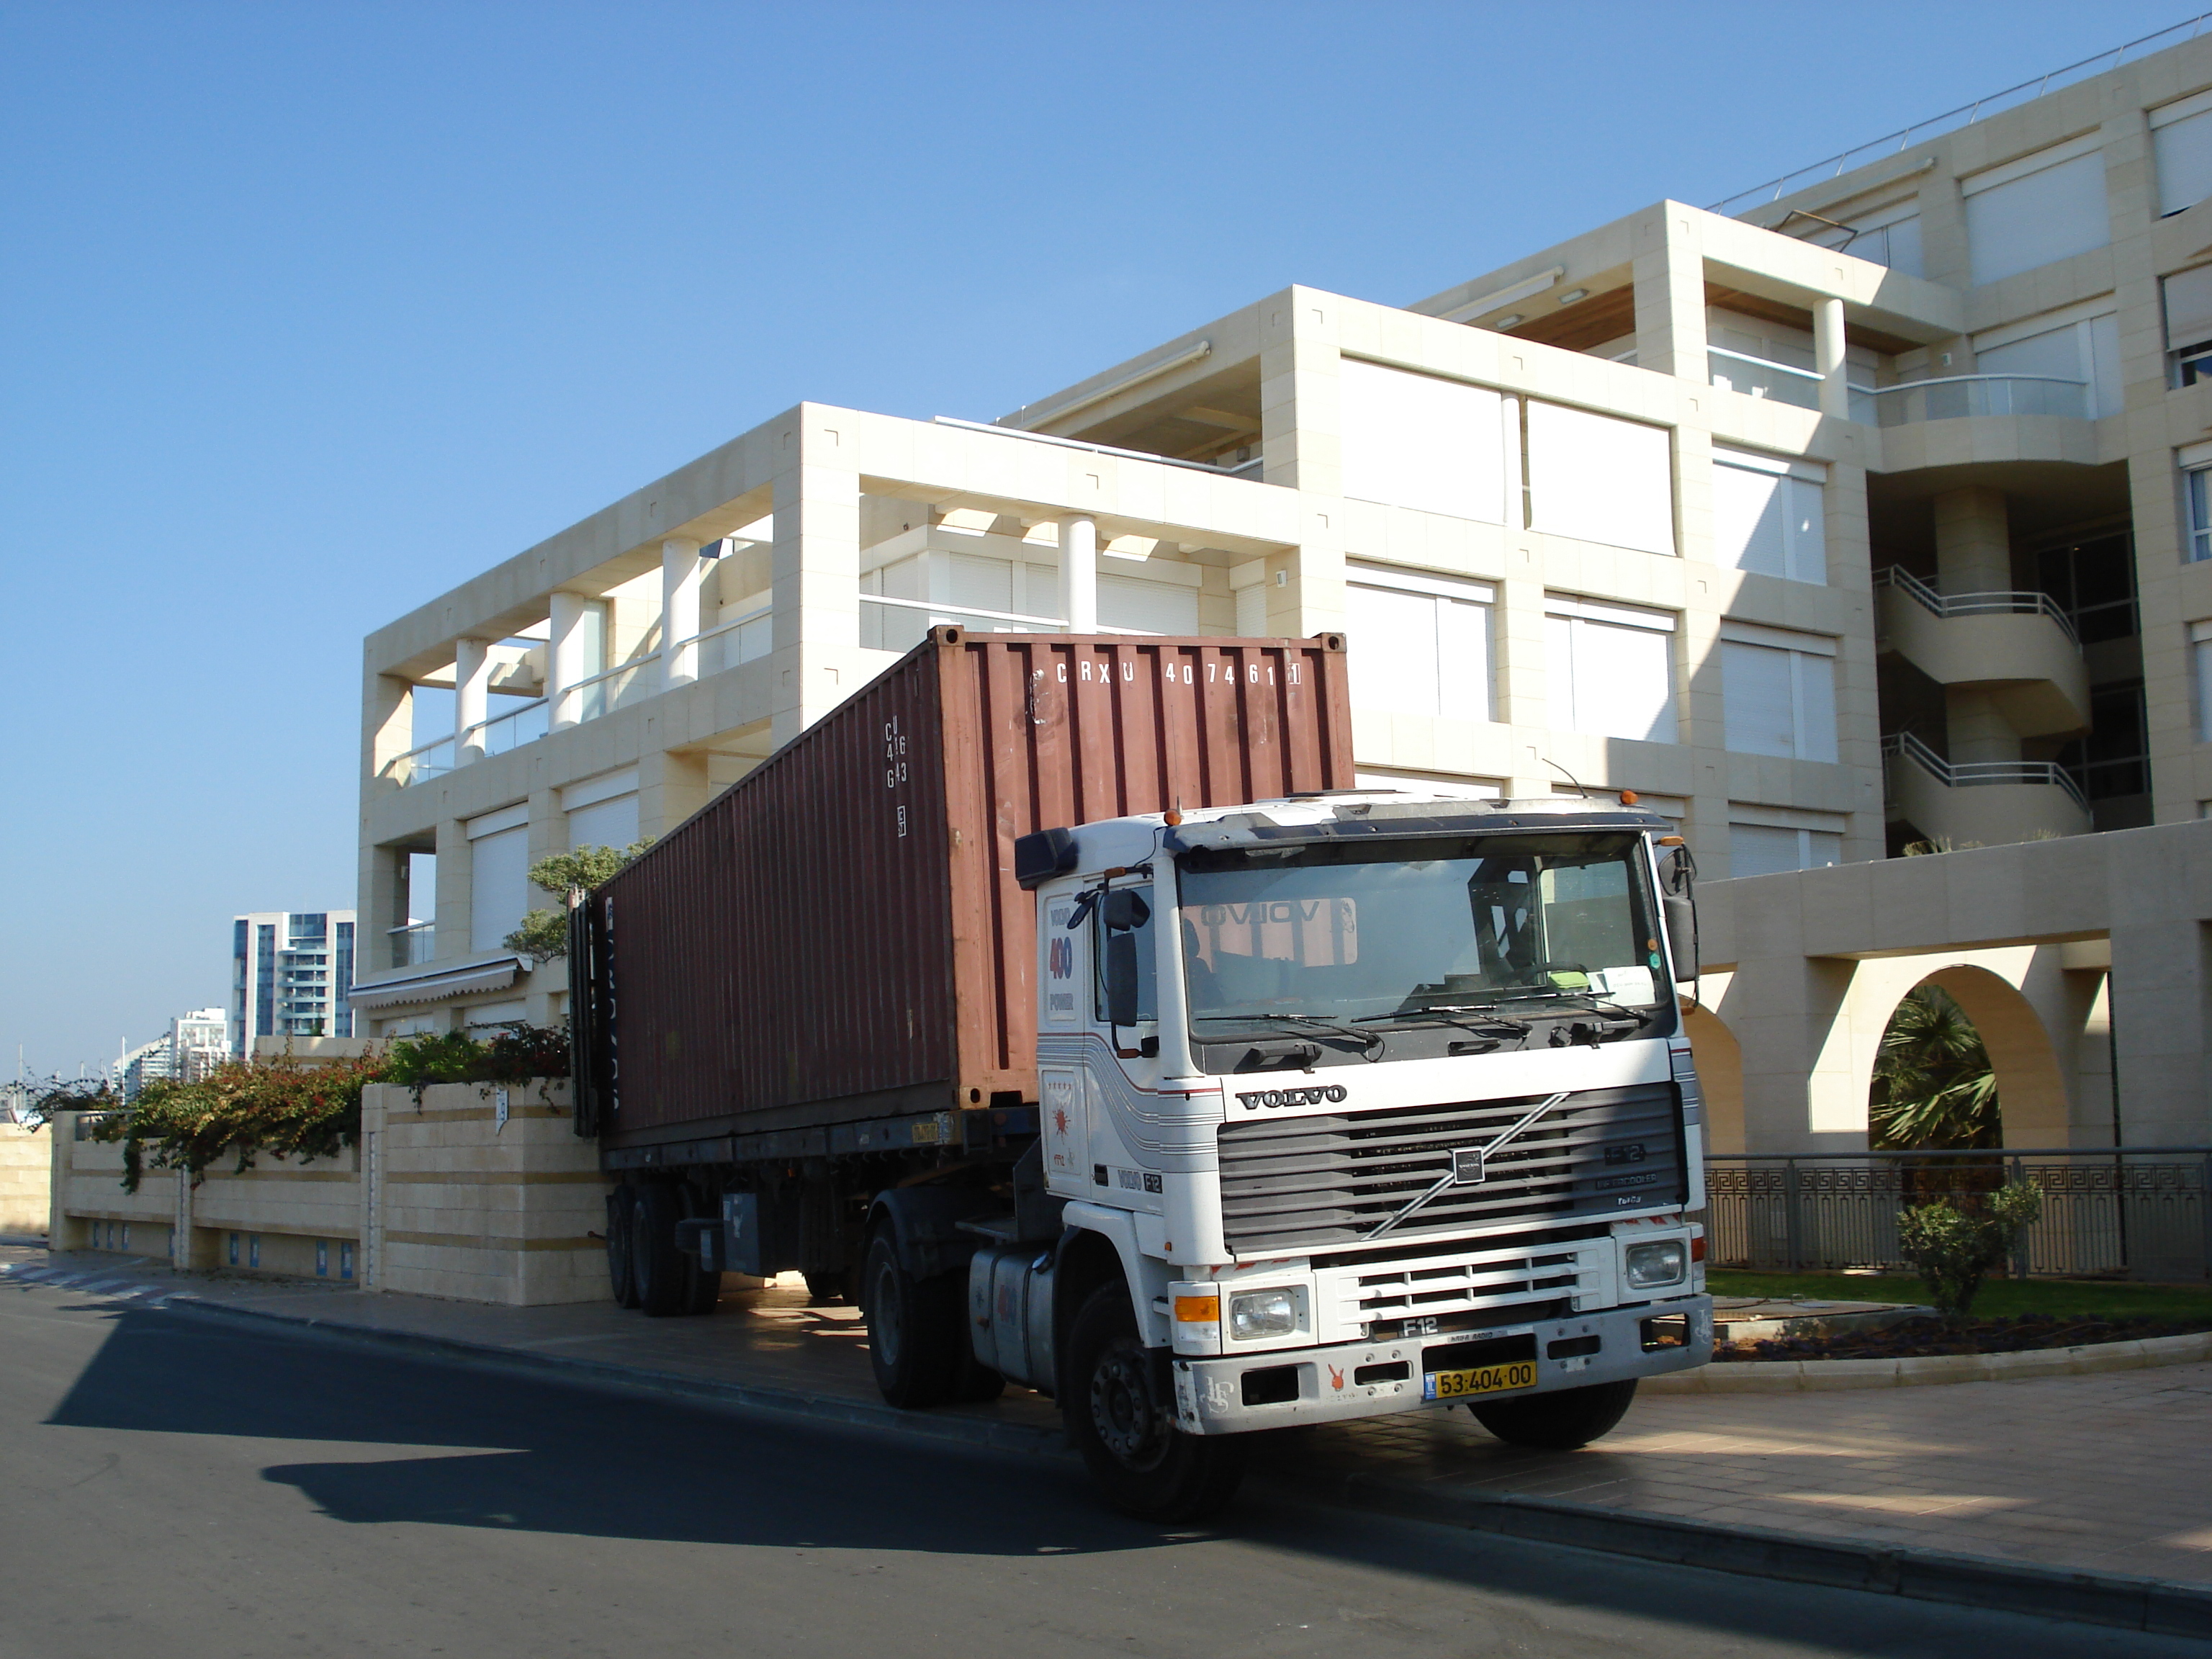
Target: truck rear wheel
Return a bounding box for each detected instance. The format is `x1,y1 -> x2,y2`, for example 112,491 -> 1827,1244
632,1183 -> 688,1316
606,1187 -> 639,1309
860,1231 -> 963,1408
1063,1283 -> 1246,1521
802,1271 -> 846,1305
1469,1379 -> 1637,1449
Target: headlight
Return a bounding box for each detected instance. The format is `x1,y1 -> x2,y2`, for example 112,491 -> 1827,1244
1624,1238 -> 1686,1290
1228,1288 -> 1299,1341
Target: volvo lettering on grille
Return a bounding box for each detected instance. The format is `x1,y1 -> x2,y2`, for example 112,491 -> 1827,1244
1235,1084 -> 1349,1112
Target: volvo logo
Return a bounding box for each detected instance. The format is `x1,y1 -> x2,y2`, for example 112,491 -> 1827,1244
1236,1084 -> 1349,1112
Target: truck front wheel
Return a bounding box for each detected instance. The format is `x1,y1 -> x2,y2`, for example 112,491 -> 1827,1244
860,1231 -> 963,1408
1469,1379 -> 1637,1449
606,1187 -> 639,1309
1063,1283 -> 1246,1521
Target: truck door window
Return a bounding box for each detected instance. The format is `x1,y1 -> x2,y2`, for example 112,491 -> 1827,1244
1093,885 -> 1157,1025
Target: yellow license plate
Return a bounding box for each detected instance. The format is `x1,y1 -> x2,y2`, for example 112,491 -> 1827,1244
1423,1360 -> 1537,1401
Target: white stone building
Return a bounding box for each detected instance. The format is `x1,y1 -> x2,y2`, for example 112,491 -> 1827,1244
349,27 -> 2212,1154
231,913 -> 357,1053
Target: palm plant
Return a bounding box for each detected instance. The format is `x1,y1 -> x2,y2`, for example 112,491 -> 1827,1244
1869,984 -> 2000,1149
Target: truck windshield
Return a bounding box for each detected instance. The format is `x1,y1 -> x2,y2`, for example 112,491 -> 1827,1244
1177,832 -> 1665,1030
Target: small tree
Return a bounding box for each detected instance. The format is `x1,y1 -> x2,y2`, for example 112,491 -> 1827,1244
1870,985 -> 2000,1150
502,839 -> 653,963
1895,1182 -> 2044,1320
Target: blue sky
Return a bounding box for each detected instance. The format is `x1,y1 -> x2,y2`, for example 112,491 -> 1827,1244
1,0 -> 2193,1077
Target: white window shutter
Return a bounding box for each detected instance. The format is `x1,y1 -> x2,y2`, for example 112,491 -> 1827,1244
1526,401 -> 1675,557
1712,463 -> 1786,577
567,793 -> 639,851
1794,652 -> 1838,763
1966,150 -> 2109,285
1722,642 -> 1797,757
1097,574 -> 1198,635
2156,106 -> 2212,217
1728,824 -> 1802,876
1545,613 -> 1577,729
469,825 -> 531,955
1336,359 -> 1508,524
1785,478 -> 1827,584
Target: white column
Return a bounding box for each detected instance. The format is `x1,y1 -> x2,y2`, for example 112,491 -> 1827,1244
548,591 -> 588,731
1058,515 -> 1098,633
661,537 -> 703,689
1813,297 -> 1850,420
454,639 -> 491,765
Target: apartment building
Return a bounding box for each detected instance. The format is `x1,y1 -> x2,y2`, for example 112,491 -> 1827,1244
350,27 -> 2212,1054
232,912 -> 357,1053
115,1007 -> 228,1100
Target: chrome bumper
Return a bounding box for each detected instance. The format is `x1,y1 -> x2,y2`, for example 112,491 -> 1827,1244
1168,1298 -> 1711,1437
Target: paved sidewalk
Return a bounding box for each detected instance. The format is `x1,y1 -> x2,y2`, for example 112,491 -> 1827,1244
9,1243 -> 2210,1593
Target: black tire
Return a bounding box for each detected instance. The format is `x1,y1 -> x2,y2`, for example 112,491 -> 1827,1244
1469,1379 -> 1638,1449
606,1187 -> 639,1309
802,1270 -> 846,1305
860,1230 -> 963,1408
680,1185 -> 723,1316
632,1183 -> 688,1317
1062,1282 -> 1246,1521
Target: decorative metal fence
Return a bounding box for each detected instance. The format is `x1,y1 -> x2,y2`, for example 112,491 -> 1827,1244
1698,1149 -> 2212,1282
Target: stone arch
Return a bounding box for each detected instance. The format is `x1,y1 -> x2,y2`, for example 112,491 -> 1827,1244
1682,1002 -> 1745,1154
1917,963 -> 2072,1148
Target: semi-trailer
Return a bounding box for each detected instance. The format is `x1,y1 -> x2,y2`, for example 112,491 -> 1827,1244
572,626 -> 1713,1517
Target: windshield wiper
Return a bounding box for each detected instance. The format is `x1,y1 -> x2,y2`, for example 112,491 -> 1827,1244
1192,1013 -> 1385,1061
1353,1005 -> 1532,1038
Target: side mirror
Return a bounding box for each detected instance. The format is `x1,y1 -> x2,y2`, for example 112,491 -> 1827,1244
1663,894 -> 1698,985
1100,889 -> 1151,933
1105,932 -> 1141,1028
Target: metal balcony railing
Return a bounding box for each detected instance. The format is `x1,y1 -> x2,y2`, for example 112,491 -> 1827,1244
1874,565 -> 2080,646
1869,373 -> 2087,426
1881,729 -> 2090,812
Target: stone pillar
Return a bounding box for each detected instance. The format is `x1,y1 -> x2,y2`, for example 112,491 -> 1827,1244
1813,297 -> 1850,420
435,816 -> 469,966
1933,486 -> 2019,765
1058,516 -> 1098,632
547,591 -> 589,732
1632,204 -> 1707,379
454,639 -> 491,765
638,747 -> 711,840
1257,287 -> 1341,494
661,537 -> 703,688
768,415 -> 862,749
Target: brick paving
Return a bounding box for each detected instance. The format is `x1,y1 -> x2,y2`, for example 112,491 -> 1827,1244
10,1244 -> 2209,1586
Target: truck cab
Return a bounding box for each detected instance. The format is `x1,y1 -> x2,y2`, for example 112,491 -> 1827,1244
967,789 -> 1714,1516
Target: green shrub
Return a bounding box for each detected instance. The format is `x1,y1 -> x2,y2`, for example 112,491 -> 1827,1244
1895,1182 -> 2044,1319
380,1024 -> 571,1105
89,1053 -> 384,1194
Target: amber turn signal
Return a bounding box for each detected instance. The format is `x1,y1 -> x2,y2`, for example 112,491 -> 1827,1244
1173,1294 -> 1220,1323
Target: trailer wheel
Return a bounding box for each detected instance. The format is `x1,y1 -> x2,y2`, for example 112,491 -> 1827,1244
801,1271 -> 846,1305
1063,1283 -> 1245,1521
632,1183 -> 688,1316
860,1231 -> 962,1408
1469,1379 -> 1637,1449
680,1185 -> 723,1316
606,1187 -> 640,1309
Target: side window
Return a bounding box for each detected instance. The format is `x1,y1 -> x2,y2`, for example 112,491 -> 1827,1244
1092,886 -> 1157,1025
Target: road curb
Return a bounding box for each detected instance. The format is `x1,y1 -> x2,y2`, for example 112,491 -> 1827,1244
130,1284 -> 2212,1638
1648,1328 -> 2212,1392
1275,1468 -> 2212,1640
158,1292 -> 1071,1459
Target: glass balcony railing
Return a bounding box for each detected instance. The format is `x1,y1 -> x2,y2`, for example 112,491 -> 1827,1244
1708,346 -> 1822,410
387,922 -> 436,967
1871,374 -> 2088,426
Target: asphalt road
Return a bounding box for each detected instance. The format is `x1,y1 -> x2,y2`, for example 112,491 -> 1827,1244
0,1275 -> 2194,1659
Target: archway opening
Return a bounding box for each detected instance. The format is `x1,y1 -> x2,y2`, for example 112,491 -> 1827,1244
1869,983 -> 1998,1151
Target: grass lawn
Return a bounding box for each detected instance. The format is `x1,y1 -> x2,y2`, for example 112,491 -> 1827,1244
1706,1269 -> 2212,1322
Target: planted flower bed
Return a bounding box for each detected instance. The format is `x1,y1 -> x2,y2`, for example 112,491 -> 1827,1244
1717,1311 -> 2212,1362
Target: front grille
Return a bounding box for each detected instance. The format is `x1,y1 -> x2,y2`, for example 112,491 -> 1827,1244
1217,1082 -> 1681,1256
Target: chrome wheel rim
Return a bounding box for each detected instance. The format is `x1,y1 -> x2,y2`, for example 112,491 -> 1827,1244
1089,1338 -> 1169,1470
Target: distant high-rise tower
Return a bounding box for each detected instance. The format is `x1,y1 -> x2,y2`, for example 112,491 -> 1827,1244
230,912 -> 357,1054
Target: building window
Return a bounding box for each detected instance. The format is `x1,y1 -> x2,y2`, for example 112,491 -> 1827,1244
2152,88 -> 2212,218
340,1241 -> 356,1280
2189,466 -> 2212,564
467,804 -> 533,954
1345,565 -> 1495,721
1720,624 -> 1838,762
2033,532 -> 2136,643
1336,357 -> 1512,525
228,1231 -> 239,1267
1963,135 -> 2110,287
1711,450 -> 1825,584
1525,400 -> 1675,557
1729,823 -> 1843,876
1545,598 -> 1677,743
316,1239 -> 328,1277
1805,202 -> 1923,278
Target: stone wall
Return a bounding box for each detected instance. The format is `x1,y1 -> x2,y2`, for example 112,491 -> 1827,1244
0,1123 -> 53,1236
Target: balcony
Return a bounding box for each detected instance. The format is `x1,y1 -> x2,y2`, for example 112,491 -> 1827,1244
1874,567 -> 2090,738
1707,347 -> 1877,422
1882,730 -> 2090,845
387,923 -> 436,968
1869,374 -> 2087,426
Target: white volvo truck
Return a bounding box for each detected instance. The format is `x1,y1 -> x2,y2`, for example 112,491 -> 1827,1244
960,790 -> 1713,1518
